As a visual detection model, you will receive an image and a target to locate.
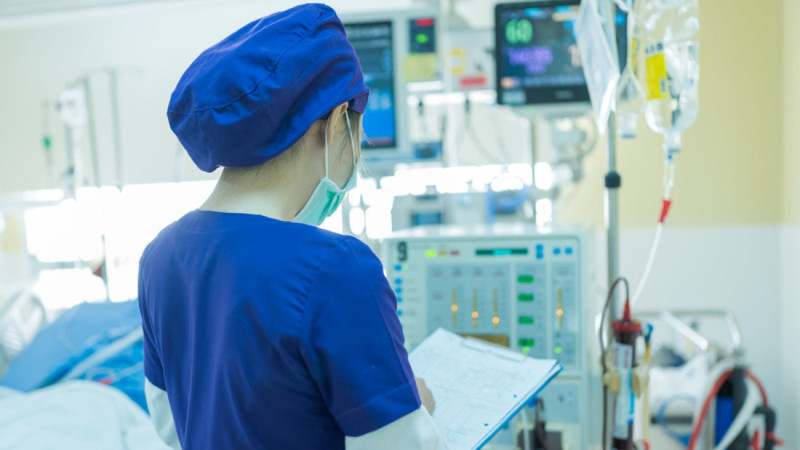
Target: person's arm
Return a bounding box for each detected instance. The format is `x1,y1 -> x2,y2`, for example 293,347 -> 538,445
346,406 -> 449,450
144,379 -> 182,450
301,237 -> 449,447
139,250 -> 181,449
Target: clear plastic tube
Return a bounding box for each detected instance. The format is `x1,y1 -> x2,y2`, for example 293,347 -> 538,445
632,155 -> 676,306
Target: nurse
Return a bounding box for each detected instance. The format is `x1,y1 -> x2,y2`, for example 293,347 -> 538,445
138,4 -> 447,449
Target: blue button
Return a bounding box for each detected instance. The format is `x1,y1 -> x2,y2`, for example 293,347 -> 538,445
554,248 -> 562,255
395,287 -> 403,294
565,247 -> 574,255
397,310 -> 403,316
536,244 -> 544,252
395,264 -> 403,271
536,253 -> 544,260
397,297 -> 403,303
395,279 -> 403,285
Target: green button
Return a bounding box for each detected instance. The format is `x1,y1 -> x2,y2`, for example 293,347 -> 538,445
518,338 -> 535,347
554,347 -> 563,355
518,294 -> 534,302
522,346 -> 531,354
518,316 -> 534,324
518,275 -> 534,283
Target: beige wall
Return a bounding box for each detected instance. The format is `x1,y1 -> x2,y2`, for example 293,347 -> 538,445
561,0 -> 784,229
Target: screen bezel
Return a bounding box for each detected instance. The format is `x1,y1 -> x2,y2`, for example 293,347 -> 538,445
494,0 -> 590,106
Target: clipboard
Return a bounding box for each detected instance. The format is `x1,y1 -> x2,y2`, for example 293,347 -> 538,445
409,328 -> 563,450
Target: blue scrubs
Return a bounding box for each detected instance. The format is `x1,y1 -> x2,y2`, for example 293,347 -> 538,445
138,210 -> 421,449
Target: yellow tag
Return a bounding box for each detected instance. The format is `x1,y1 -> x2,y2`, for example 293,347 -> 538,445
645,42 -> 668,100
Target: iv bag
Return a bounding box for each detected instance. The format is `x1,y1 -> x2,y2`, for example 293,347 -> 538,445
576,0 -> 620,135
614,0 -> 647,139
643,0 -> 700,153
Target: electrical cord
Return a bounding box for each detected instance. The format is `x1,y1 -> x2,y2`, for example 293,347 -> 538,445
535,399 -> 549,450
599,277 -> 630,450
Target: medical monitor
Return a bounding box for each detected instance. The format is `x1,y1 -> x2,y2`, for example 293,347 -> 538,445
344,21 -> 398,150
494,1 -> 589,105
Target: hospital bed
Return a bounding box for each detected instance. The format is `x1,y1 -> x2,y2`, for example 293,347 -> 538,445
0,296 -> 166,449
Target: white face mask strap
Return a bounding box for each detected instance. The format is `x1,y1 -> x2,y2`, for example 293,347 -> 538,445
324,116 -> 331,179
344,109 -> 356,170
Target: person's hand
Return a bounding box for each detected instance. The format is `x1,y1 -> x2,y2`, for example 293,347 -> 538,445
415,377 -> 436,415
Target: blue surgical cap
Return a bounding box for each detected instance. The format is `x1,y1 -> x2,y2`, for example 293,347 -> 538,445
167,3 -> 370,173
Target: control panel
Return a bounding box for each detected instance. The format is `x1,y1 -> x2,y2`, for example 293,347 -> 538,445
383,225 -> 593,449
386,225 -> 585,375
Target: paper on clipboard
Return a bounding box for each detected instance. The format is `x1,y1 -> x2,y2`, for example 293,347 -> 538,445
409,329 -> 562,450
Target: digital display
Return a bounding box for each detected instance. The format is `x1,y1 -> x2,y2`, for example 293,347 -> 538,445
345,21 -> 397,149
495,1 -> 589,105
409,17 -> 436,54
495,1 -> 629,105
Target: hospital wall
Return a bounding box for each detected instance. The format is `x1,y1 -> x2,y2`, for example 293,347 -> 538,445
0,0 -> 796,444
782,0 -> 800,445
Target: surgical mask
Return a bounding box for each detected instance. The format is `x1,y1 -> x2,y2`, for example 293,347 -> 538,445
295,110 -> 359,226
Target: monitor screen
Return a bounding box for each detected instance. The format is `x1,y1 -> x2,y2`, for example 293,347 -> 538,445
344,21 -> 397,149
495,1 -> 589,105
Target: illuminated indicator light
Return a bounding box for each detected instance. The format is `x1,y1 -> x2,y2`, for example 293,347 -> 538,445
424,250 -> 437,258
416,18 -> 434,27
472,290 -> 478,328
492,317 -> 500,325
518,275 -> 534,283
518,294 -> 534,301
522,347 -> 531,354
452,289 -> 458,329
495,249 -> 511,256
438,250 -> 447,256
557,289 -> 564,330
416,33 -> 429,44
555,347 -> 563,355
519,317 -> 534,324
518,339 -> 535,347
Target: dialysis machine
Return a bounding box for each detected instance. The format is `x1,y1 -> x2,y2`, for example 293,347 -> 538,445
383,225 -> 597,449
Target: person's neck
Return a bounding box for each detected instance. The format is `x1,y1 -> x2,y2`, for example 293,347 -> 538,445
200,169 -> 317,222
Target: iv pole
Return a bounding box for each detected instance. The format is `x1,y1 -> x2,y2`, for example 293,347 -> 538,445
600,0 -> 621,320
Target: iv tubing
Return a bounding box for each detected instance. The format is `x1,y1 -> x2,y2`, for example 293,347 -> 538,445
632,155 -> 676,306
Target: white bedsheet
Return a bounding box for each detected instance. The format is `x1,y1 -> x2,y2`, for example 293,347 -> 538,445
0,381 -> 170,450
